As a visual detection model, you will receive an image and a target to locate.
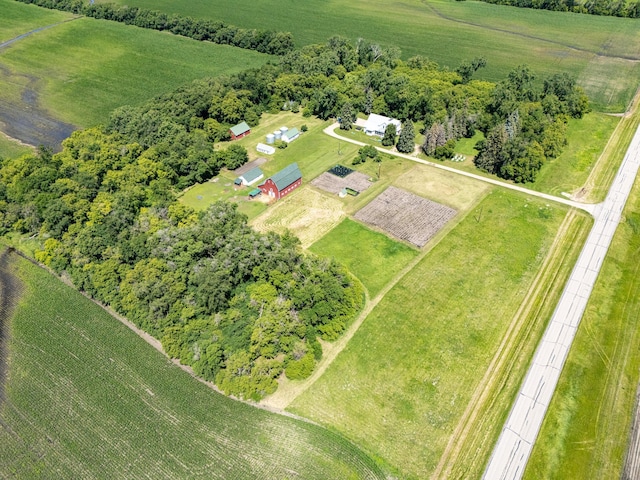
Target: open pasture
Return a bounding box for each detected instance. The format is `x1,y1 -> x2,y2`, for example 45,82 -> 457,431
251,187 -> 345,248
97,0 -> 640,111
289,189 -> 568,478
0,251 -> 386,479
354,186 -> 457,248
0,5 -> 271,130
310,218 -> 418,298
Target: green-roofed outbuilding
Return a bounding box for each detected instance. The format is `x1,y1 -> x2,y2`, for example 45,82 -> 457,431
258,163 -> 302,200
229,121 -> 251,140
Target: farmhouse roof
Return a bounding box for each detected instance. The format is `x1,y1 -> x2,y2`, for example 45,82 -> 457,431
365,113 -> 401,134
242,167 -> 263,183
230,121 -> 250,136
283,128 -> 299,140
269,162 -> 302,191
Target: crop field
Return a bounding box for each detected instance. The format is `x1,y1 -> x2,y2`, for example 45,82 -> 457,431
98,0 -> 640,111
179,176 -> 268,220
251,187 -> 346,248
354,186 -> 458,248
289,189 -> 568,478
0,0 -> 71,43
524,172 -> 640,478
310,218 -> 419,298
0,250 -> 386,479
0,0 -> 272,131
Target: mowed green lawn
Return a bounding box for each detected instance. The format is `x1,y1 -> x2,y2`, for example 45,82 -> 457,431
289,189 -> 567,479
0,2 -> 272,127
0,252 -> 386,479
310,218 -> 419,298
524,169 -> 640,479
97,0 -> 640,111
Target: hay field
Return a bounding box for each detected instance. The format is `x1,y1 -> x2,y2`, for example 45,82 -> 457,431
289,190 -> 568,478
251,187 -> 345,248
0,250 -> 386,479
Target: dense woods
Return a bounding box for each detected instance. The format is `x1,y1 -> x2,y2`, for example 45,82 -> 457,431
0,34 -> 588,397
14,0 -> 295,54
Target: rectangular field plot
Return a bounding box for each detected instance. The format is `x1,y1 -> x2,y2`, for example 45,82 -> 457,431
311,171 -> 373,195
251,187 -> 345,248
354,186 -> 457,247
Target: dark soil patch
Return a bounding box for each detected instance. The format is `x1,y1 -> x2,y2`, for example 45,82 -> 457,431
0,20 -> 80,151
0,249 -> 24,405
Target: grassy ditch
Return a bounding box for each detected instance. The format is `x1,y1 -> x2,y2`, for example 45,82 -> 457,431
289,188 -> 568,479
524,143 -> 640,479
438,209 -> 593,479
0,250 -> 386,479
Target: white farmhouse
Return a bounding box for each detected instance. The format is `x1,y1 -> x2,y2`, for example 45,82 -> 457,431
363,113 -> 401,137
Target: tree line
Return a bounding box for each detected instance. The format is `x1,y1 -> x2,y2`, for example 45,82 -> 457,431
470,0 -> 640,18
14,0 -> 295,55
0,36 -> 590,397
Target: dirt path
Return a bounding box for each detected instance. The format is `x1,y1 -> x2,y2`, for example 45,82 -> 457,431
0,19 -> 79,150
623,381 -> 640,480
0,249 -> 24,406
431,209 -> 580,478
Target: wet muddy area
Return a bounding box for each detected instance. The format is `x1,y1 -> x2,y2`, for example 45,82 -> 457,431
0,31 -> 77,152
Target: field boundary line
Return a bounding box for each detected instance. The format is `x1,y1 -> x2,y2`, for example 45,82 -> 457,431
431,209 -> 582,478
420,0 -> 640,62
0,17 -> 81,51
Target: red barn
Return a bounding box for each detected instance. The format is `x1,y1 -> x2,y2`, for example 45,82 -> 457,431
229,121 -> 251,140
258,163 -> 302,200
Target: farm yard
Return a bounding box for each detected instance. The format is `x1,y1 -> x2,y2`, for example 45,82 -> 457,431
354,187 -> 458,248
0,250 -> 387,479
178,176 -> 268,220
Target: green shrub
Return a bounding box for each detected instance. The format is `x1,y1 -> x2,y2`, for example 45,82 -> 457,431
285,352 -> 316,380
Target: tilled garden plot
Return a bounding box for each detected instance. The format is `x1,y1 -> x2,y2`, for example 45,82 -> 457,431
311,171 -> 373,195
354,186 -> 457,247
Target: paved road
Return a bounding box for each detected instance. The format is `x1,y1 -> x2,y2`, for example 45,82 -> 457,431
323,124 -> 598,215
483,123 -> 640,479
